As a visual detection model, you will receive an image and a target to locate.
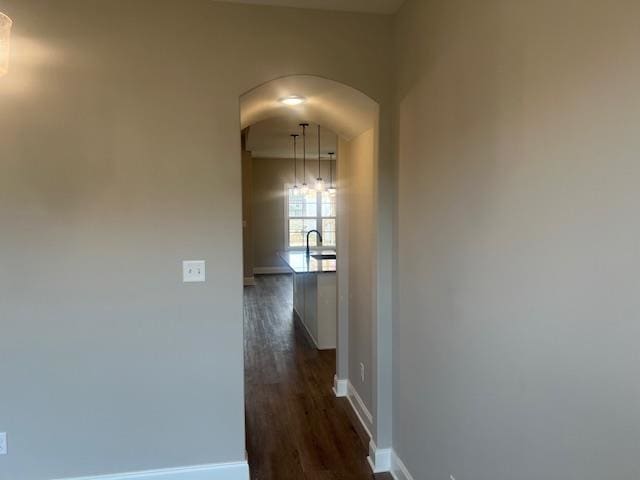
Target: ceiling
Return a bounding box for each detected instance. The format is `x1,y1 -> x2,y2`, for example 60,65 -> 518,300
219,0 -> 405,15
246,117 -> 338,159
241,75 -> 378,142
241,75 -> 378,158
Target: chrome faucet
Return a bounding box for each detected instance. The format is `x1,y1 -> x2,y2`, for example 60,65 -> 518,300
306,229 -> 323,257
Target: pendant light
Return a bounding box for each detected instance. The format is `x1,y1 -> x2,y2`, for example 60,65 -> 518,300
0,12 -> 12,77
327,152 -> 337,196
299,123 -> 309,193
315,125 -> 325,192
291,134 -> 300,195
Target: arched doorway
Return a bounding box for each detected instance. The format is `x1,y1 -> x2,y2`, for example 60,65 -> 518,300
239,74 -> 393,476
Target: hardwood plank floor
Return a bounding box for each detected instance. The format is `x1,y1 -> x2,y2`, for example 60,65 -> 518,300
244,274 -> 392,480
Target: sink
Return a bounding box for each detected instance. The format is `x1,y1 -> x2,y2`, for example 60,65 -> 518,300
311,253 -> 337,260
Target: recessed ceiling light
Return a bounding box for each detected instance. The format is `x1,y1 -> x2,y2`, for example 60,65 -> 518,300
280,96 -> 306,106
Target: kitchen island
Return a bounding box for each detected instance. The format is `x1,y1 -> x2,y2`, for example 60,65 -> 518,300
279,250 -> 336,350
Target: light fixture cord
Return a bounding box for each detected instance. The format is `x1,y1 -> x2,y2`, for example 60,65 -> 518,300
318,125 -> 322,179
329,153 -> 333,186
333,156 -> 335,187
301,124 -> 307,183
292,134 -> 298,185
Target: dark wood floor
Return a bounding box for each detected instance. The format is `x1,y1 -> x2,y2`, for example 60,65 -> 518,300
244,274 -> 392,480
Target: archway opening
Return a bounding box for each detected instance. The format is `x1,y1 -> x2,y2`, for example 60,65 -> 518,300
239,74 -> 383,477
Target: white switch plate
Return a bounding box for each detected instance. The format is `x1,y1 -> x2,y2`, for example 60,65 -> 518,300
0,432 -> 7,455
183,260 -> 206,283
360,362 -> 365,383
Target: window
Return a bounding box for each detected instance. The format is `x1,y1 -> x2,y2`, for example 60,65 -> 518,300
286,187 -> 337,249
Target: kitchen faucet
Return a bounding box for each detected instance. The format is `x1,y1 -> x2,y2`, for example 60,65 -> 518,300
306,229 -> 323,257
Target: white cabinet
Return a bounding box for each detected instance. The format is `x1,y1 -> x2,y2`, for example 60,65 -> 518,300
292,272 -> 336,350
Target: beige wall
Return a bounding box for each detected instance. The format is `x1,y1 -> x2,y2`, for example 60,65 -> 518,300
394,0 -> 640,478
339,129 -> 375,418
251,157 -> 292,270
0,1 -> 393,479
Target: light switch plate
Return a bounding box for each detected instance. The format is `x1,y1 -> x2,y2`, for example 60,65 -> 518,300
0,432 -> 7,455
183,260 -> 206,283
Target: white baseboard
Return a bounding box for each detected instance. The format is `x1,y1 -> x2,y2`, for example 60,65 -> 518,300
253,266 -> 291,275
367,440 -> 392,474
55,462 -> 250,480
333,376 -> 348,397
390,450 -> 416,480
337,380 -> 401,476
346,381 -> 373,439
340,380 -> 389,473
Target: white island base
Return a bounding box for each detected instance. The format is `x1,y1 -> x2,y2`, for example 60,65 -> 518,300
293,272 -> 337,350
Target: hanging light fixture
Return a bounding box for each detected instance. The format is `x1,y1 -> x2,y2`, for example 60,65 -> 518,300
327,152 -> 337,196
291,134 -> 300,195
299,123 -> 309,193
315,125 -> 325,192
0,12 -> 12,78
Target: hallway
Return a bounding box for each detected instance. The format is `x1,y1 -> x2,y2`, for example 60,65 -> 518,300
244,275 -> 391,480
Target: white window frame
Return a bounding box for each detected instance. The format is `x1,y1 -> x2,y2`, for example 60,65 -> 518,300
284,184 -> 337,251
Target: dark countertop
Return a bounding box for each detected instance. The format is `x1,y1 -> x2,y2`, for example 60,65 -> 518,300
279,250 -> 337,274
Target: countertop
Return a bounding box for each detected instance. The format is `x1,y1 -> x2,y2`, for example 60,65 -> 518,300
279,250 -> 337,274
